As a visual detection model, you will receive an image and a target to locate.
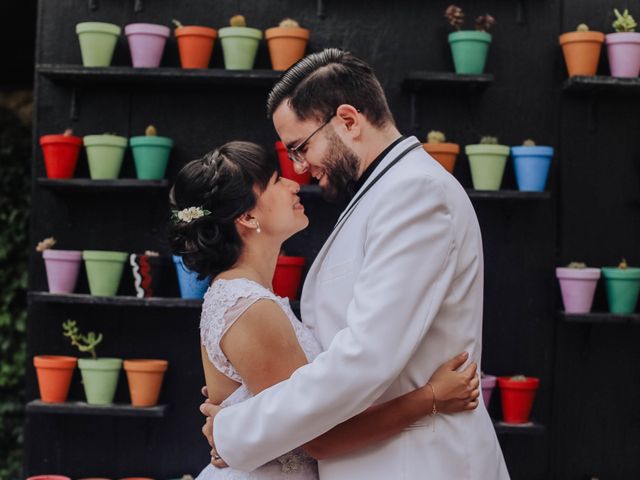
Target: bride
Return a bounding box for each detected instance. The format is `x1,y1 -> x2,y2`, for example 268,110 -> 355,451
169,141 -> 480,479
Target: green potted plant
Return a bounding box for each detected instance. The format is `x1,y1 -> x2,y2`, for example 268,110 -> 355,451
63,319 -> 122,405
556,261 -> 601,313
75,21 -> 121,67
82,249 -> 129,296
37,236 -> 83,294
173,19 -> 217,69
39,128 -> 83,179
497,374 -> 539,424
83,133 -> 128,180
602,258 -> 640,314
129,125 -> 174,180
465,136 -> 510,191
559,23 -> 605,77
606,9 -> 640,77
511,139 -> 554,192
422,130 -> 460,174
218,15 -> 263,70
265,18 -> 310,71
445,5 -> 495,74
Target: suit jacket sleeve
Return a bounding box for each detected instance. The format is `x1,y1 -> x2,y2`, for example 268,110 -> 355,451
213,175 -> 459,471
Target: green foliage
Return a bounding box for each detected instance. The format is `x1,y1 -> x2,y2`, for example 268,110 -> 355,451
62,320 -> 103,360
612,8 -> 637,32
0,97 -> 31,479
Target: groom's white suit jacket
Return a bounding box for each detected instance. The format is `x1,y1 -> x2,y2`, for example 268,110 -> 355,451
214,136 -> 510,479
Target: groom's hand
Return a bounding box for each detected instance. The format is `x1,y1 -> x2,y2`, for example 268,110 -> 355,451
200,397 -> 228,468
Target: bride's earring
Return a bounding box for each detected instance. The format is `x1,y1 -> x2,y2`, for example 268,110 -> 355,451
254,220 -> 261,233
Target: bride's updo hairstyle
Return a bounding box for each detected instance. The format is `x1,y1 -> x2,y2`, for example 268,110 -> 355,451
169,141 -> 275,279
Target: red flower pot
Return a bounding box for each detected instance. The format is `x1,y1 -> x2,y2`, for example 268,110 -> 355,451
272,256 -> 305,299
275,141 -> 311,185
40,134 -> 82,179
498,376 -> 539,424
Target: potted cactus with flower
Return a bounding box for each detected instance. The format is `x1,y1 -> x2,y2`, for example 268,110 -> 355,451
173,19 -> 217,69
218,15 -> 263,70
559,23 -> 605,77
36,236 -> 83,294
129,125 -> 174,180
601,258 -> 640,314
445,5 -> 495,74
497,374 -> 540,424
606,9 -> 640,77
63,319 -> 122,405
465,136 -> 510,191
511,139 -> 554,192
422,130 -> 460,174
265,18 -> 310,71
556,261 -> 601,313
39,128 -> 82,179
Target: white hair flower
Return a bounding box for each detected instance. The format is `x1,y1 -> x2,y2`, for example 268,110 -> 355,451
172,206 -> 212,224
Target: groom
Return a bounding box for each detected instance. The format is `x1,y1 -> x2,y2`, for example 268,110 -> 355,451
201,49 -> 509,479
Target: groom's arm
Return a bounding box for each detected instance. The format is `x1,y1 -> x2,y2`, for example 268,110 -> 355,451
214,176 -> 460,471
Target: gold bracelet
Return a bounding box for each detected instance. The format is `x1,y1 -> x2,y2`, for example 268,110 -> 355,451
426,382 -> 437,432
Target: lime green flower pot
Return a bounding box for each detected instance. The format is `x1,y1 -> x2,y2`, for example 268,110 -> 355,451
129,135 -> 174,180
78,358 -> 122,405
448,31 -> 492,74
83,135 -> 128,180
83,250 -> 128,296
218,27 -> 263,70
76,22 -> 121,67
465,144 -> 510,190
601,267 -> 640,314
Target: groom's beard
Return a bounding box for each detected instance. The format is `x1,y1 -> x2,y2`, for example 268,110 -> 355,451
320,128 -> 360,203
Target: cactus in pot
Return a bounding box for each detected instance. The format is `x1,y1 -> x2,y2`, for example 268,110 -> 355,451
265,18 -> 310,71
559,23 -> 605,77
465,135 -> 510,191
421,130 -> 460,174
173,19 -> 217,69
37,236 -> 83,294
497,374 -> 540,424
556,261 -> 601,314
606,9 -> 640,77
445,5 -> 495,74
39,127 -> 83,179
218,14 -> 263,70
601,258 -> 640,314
129,124 -> 174,180
511,138 -> 554,192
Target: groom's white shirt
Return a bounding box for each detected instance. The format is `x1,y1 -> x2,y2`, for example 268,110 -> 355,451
214,136 -> 510,479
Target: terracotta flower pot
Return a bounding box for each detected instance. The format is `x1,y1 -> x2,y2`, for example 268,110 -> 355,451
556,267 -> 601,313
43,249 -> 83,294
124,23 -> 170,68
559,31 -> 605,77
265,27 -> 310,70
423,143 -> 460,174
275,141 -> 311,184
124,359 -> 168,407
33,355 -> 77,403
465,144 -> 510,191
606,32 -> 640,77
498,376 -> 539,424
273,256 -> 305,299
27,476 -> 72,480
40,134 -> 82,179
175,26 -> 217,68
481,374 -> 497,408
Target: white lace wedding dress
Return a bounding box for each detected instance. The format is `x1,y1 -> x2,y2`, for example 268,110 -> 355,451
196,278 -> 321,480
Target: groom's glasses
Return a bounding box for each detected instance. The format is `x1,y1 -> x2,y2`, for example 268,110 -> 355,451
287,114 -> 336,167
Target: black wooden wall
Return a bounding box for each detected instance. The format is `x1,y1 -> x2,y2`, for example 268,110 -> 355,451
25,0 -> 640,479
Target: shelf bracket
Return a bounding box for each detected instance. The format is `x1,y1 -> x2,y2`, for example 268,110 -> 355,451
89,0 -> 98,11
70,87 -> 78,121
317,0 -> 325,18
134,0 -> 144,13
409,92 -> 419,135
516,0 -> 527,25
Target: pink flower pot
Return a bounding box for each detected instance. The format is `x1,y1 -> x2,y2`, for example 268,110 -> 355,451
556,267 -> 601,313
124,23 -> 170,68
481,374 -> 497,408
606,32 -> 640,77
42,250 -> 83,294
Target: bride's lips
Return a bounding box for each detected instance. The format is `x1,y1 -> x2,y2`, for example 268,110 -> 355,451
293,196 -> 304,211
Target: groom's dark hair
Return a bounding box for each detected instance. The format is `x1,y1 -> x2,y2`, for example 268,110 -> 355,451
266,48 -> 394,128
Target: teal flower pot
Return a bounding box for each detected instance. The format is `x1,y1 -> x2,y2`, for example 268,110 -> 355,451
465,144 -> 510,191
78,358 -> 122,405
76,22 -> 121,67
83,250 -> 128,296
218,27 -> 263,70
83,135 -> 128,180
448,31 -> 492,74
601,267 -> 640,314
129,135 -> 174,180
511,146 -> 554,192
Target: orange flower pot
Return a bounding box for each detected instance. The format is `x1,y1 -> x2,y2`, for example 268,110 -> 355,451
124,359 -> 168,407
423,143 -> 460,173
175,26 -> 217,68
265,27 -> 310,70
33,355 -> 77,403
559,31 -> 605,77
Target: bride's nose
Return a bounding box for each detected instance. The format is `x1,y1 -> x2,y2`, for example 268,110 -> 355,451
282,178 -> 301,193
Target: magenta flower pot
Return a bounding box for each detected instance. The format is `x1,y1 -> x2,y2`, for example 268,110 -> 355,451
556,267 -> 601,313
481,374 -> 497,408
42,250 -> 83,294
606,32 -> 640,77
124,23 -> 170,68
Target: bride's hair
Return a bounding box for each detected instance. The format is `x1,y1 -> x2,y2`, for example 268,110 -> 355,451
169,141 -> 275,280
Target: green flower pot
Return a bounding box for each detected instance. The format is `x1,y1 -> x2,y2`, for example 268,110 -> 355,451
76,22 -> 122,67
129,135 -> 174,180
465,144 -> 510,191
78,358 -> 122,405
83,135 -> 128,180
218,27 -> 263,70
448,31 -> 492,74
83,250 -> 128,296
601,267 -> 640,314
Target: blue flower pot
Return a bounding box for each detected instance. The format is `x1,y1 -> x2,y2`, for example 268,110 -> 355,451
172,255 -> 210,299
511,145 -> 554,192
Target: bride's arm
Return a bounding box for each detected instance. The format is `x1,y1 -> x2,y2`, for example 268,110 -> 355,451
219,299 -> 479,461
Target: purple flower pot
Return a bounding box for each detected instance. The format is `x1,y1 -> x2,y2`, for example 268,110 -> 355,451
606,32 -> 640,77
124,23 -> 170,68
556,267 -> 601,313
481,374 -> 497,408
42,250 -> 83,294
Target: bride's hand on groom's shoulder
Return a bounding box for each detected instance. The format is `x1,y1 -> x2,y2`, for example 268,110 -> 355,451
426,352 -> 480,414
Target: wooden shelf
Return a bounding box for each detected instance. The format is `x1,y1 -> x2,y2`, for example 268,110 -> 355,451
560,311 -> 640,324
26,400 -> 167,418
28,292 -> 202,309
403,72 -> 494,92
37,178 -> 169,191
37,64 -> 282,88
466,189 -> 551,200
563,75 -> 640,95
493,419 -> 545,436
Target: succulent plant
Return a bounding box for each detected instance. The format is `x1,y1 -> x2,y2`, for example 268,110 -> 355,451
279,18 -> 300,28
613,8 -> 637,32
145,125 -> 157,136
475,14 -> 496,32
567,261 -> 587,268
63,128 -> 74,136
510,374 -> 528,382
618,258 -> 629,269
35,237 -> 56,252
445,5 -> 465,30
426,130 -> 446,144
172,19 -> 184,29
62,319 -> 103,360
480,136 -> 499,145
522,139 -> 536,146
577,23 -> 590,32
230,14 -> 247,27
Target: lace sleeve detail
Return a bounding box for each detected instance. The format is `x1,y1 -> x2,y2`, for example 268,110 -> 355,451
200,279 -> 279,383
